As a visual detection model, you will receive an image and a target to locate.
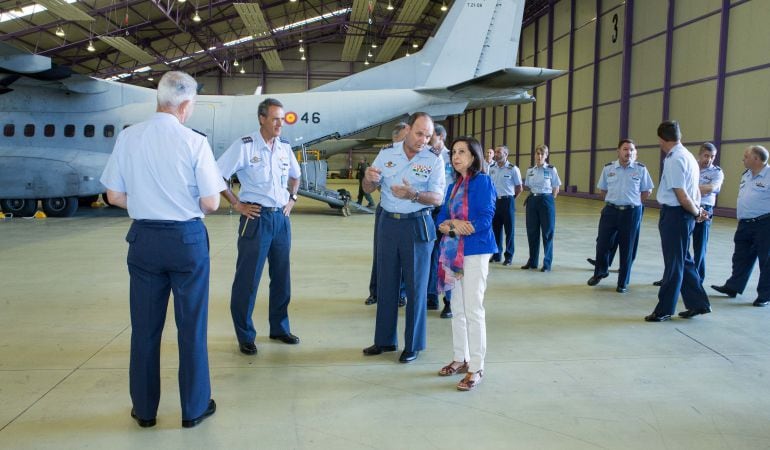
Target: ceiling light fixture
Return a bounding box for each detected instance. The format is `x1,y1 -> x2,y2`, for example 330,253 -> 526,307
367,50 -> 373,58
412,41 -> 418,49
148,77 -> 154,81
364,59 -> 370,65
87,40 -> 95,52
387,1 -> 394,11
233,59 -> 239,66
300,54 -> 306,61
299,44 -> 304,53
441,1 -> 448,12
240,67 -> 246,73
178,0 -> 186,3
55,26 -> 65,37
405,50 -> 410,57
371,42 -> 377,48
192,10 -> 201,22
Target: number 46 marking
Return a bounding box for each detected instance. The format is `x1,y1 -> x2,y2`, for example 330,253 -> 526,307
301,112 -> 321,123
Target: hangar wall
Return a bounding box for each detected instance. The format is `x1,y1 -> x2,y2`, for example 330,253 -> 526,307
450,0 -> 770,213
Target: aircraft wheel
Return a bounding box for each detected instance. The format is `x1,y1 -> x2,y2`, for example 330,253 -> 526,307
342,206 -> 351,217
0,198 -> 37,217
42,197 -> 79,217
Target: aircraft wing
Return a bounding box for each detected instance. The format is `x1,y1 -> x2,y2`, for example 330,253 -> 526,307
0,42 -> 109,94
417,67 -> 566,107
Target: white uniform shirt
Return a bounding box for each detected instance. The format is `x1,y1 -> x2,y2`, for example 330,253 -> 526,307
373,141 -> 446,214
525,164 -> 561,194
737,165 -> 770,219
699,165 -> 724,207
597,160 -> 654,206
217,132 -> 301,208
489,161 -> 523,197
657,143 -> 701,207
100,112 -> 226,221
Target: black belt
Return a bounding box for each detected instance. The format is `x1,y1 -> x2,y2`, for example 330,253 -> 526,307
383,208 -> 431,220
135,218 -> 200,224
242,201 -> 283,212
497,195 -> 514,199
531,193 -> 552,197
606,202 -> 638,211
740,212 -> 770,223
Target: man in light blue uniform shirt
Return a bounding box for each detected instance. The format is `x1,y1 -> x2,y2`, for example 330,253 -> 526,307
645,121 -> 711,322
101,71 -> 223,428
522,144 -> 561,272
587,139 -> 653,293
489,145 -> 523,265
712,145 -> 770,306
362,112 -> 446,363
693,142 -> 723,281
217,98 -> 302,355
427,124 -> 454,318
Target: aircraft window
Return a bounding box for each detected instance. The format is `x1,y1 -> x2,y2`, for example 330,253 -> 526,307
64,125 -> 75,137
44,124 -> 55,137
3,124 -> 13,137
84,124 -> 95,137
104,125 -> 115,138
24,124 -> 35,137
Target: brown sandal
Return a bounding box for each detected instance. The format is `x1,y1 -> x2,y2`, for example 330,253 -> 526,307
438,361 -> 468,376
456,370 -> 483,391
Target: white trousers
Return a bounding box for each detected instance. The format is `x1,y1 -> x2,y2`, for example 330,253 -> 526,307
450,253 -> 490,373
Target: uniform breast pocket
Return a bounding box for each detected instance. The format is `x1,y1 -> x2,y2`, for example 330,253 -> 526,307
754,183 -> 769,192
249,162 -> 271,183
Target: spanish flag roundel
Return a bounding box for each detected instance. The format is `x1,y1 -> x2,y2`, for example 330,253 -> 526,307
285,111 -> 298,125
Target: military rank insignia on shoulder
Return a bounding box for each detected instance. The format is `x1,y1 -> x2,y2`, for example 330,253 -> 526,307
546,164 -> 554,168
241,136 -> 253,144
191,128 -> 207,137
430,147 -> 441,156
381,143 -> 394,150
279,137 -> 291,145
714,165 -> 722,171
604,162 -> 613,167
636,162 -> 646,167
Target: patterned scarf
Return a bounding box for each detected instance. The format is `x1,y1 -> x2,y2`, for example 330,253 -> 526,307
437,175 -> 470,294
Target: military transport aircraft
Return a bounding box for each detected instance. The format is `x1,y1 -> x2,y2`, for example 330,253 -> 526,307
0,0 -> 563,217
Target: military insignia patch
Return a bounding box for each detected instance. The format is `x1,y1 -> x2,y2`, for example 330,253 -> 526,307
250,156 -> 262,164
242,136 -> 253,144
385,161 -> 396,168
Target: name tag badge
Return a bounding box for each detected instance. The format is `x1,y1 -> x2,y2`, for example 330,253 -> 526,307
544,170 -> 551,179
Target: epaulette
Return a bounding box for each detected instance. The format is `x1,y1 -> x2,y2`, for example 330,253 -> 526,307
279,137 -> 290,144
430,146 -> 441,156
546,164 -> 554,168
381,143 -> 394,150
241,136 -> 253,144
714,165 -> 722,171
742,168 -> 749,175
636,162 -> 646,167
604,162 -> 613,167
191,128 -> 207,137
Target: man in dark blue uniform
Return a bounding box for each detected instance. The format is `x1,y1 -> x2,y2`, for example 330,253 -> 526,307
645,121 -> 711,322
101,71 -> 222,428
217,98 -> 302,355
712,145 -> 770,306
362,112 -> 446,363
587,139 -> 653,293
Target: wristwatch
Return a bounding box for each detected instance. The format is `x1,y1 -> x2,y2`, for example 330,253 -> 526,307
411,191 -> 420,203
289,193 -> 299,202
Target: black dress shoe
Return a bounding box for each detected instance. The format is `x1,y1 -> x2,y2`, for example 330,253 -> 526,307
540,267 -> 551,272
239,342 -> 257,355
398,297 -> 407,307
587,273 -> 608,286
678,307 -> 712,318
502,259 -> 512,266
182,399 -> 216,428
711,284 -> 738,298
652,280 -> 663,287
520,264 -> 534,270
440,303 -> 453,319
131,408 -> 156,428
363,344 -> 397,355
753,298 -> 769,307
644,313 -> 672,322
616,286 -> 628,293
489,256 -> 500,263
586,258 -> 596,266
399,350 -> 419,363
427,296 -> 439,310
270,333 -> 300,344
365,295 -> 377,305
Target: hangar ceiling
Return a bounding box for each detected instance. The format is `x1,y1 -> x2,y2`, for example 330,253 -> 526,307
0,0 -> 551,86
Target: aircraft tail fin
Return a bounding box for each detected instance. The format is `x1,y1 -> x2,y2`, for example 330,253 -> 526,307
311,0 -> 528,93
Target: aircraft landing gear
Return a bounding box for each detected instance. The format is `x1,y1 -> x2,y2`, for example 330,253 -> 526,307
42,196 -> 78,217
0,198 -> 37,217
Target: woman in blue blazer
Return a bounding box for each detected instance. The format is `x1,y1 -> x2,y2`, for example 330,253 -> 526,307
435,136 -> 497,391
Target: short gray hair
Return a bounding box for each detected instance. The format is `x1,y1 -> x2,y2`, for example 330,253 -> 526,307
496,145 -> 509,156
258,98 -> 283,117
392,122 -> 407,139
434,124 -> 447,140
749,145 -> 769,163
157,71 -> 197,108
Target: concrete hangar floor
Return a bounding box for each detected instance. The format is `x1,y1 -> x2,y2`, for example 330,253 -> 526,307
1,180 -> 768,449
